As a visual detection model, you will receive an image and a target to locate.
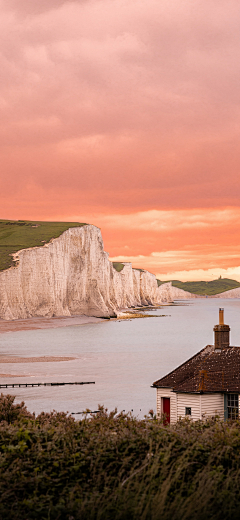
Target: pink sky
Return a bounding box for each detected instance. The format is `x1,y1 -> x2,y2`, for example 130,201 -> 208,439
1,0 -> 240,280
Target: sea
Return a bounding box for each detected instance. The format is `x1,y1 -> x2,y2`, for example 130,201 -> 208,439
0,298 -> 240,418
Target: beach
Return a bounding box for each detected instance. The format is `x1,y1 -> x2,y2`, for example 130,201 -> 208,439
0,315 -> 103,334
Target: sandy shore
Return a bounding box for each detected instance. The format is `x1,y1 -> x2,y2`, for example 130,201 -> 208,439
0,307 -> 168,334
0,373 -> 29,377
0,315 -> 104,334
0,356 -> 76,363
116,311 -> 167,320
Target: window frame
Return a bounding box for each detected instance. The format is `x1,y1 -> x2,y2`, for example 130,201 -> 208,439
227,393 -> 239,420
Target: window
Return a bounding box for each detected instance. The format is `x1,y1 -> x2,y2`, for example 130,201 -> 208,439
185,407 -> 191,416
227,394 -> 239,420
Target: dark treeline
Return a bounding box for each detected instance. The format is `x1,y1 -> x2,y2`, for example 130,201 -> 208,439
1,394 -> 240,520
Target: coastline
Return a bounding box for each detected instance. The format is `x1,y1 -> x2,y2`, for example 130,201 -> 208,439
0,304 -> 172,334
0,315 -> 104,334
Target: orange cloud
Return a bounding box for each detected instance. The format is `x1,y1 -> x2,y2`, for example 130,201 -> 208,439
87,208 -> 240,232
1,0 -> 240,280
110,245 -> 240,278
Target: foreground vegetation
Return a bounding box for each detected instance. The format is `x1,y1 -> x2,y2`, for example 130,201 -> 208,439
1,395 -> 240,519
0,219 -> 86,271
157,277 -> 240,295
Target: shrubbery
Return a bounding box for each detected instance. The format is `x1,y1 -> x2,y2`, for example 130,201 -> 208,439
1,394 -> 240,519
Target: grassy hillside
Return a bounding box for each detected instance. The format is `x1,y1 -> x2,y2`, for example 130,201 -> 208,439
112,264 -> 145,273
157,277 -> 240,295
1,394 -> 240,520
0,219 -> 86,272
112,262 -> 125,272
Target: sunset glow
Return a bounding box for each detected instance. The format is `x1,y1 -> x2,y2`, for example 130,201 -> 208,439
1,0 -> 240,280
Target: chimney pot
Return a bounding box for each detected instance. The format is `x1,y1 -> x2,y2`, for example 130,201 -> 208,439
219,308 -> 224,325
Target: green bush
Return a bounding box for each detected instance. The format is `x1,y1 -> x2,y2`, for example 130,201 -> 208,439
1,396 -> 240,519
0,393 -> 33,424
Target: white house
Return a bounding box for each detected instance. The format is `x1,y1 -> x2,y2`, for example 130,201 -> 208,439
152,308 -> 240,423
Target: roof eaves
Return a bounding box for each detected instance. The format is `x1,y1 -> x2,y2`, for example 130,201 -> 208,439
151,385 -> 173,389
152,345 -> 214,387
175,390 -> 228,394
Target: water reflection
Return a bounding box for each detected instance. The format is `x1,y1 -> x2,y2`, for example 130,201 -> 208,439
0,299 -> 240,418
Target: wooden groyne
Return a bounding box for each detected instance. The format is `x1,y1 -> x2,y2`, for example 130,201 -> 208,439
0,381 -> 95,388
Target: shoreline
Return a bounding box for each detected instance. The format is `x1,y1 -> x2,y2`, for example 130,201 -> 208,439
0,304 -> 169,334
0,315 -> 104,334
0,355 -> 76,363
0,304 -> 172,334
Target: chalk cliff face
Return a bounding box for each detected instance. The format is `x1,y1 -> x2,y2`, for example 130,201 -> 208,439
0,225 -> 194,320
156,283 -> 197,302
212,287 -> 240,298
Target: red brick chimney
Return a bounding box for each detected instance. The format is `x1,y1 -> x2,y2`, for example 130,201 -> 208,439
213,308 -> 230,349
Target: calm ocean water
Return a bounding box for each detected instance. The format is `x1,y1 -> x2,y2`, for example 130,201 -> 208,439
1,298 -> 240,418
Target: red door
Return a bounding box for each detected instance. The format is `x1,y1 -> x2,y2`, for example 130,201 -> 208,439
162,397 -> 170,424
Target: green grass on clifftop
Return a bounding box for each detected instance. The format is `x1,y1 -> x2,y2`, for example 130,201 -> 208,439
112,262 -> 125,272
0,219 -> 86,272
157,277 -> 240,295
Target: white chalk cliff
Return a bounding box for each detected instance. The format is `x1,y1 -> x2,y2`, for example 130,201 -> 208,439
212,287 -> 240,298
0,225 -> 194,320
159,283 -> 197,301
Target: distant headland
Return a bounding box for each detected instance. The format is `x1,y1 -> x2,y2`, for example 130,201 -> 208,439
157,277 -> 240,296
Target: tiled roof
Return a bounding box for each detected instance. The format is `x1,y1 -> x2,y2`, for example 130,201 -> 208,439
152,346 -> 240,393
